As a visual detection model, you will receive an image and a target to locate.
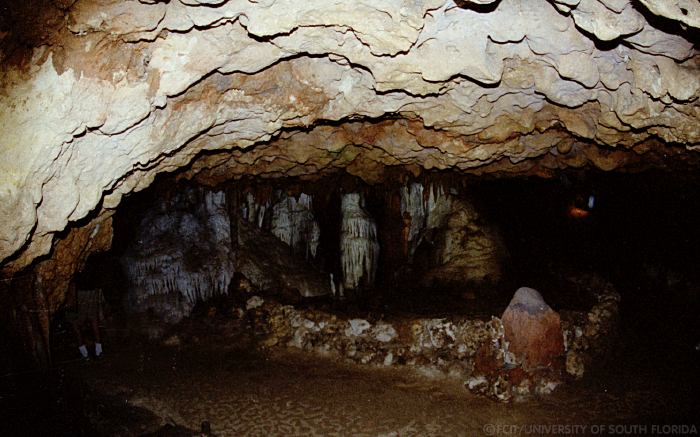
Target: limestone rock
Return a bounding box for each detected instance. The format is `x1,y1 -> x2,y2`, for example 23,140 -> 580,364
561,273 -> 620,378
420,197 -> 506,287
120,187 -> 234,323
570,0 -> 645,41
345,319 -> 371,337
0,0 -> 699,278
372,323 -> 398,343
566,350 -> 585,378
501,287 -> 565,370
637,0 -> 700,29
340,193 -> 379,290
34,212 -> 114,315
235,219 -> 331,298
246,296 -> 264,311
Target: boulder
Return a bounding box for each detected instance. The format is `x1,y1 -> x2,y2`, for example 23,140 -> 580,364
416,196 -> 506,288
501,287 -> 564,371
235,220 -> 331,298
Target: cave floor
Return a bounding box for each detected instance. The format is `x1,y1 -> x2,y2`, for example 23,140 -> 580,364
3,305 -> 697,437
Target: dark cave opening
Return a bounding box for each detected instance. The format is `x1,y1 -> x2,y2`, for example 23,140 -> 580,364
99,168 -> 700,321
87,167 -> 700,359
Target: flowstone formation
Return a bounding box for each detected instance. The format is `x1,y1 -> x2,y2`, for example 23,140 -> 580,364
1,0 -> 699,279
400,182 -> 506,288
121,186 -> 235,323
340,193 -> 380,291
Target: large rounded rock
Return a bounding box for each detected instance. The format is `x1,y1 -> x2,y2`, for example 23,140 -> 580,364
501,287 -> 564,371
418,197 -> 506,288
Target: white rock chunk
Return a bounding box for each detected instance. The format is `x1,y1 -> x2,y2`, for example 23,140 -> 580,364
345,319 -> 372,337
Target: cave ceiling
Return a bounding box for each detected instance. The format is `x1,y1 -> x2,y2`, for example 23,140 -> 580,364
0,0 -> 699,274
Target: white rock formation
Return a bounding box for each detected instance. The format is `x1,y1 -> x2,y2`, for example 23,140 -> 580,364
340,193 -> 380,290
271,192 -> 320,259
241,190 -> 320,258
400,182 -> 454,257
122,188 -> 234,322
242,192 -> 269,229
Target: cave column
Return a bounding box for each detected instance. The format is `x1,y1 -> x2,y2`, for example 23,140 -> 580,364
340,193 -> 380,292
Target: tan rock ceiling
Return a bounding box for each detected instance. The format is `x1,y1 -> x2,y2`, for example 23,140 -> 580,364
0,0 -> 698,274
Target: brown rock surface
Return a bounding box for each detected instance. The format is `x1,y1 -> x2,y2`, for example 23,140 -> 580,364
501,287 -> 565,371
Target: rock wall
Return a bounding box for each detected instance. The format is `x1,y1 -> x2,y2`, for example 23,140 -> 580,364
1,0 -> 699,275
424,197 -> 506,287
398,181 -> 506,287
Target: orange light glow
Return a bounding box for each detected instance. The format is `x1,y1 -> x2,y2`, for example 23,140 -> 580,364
567,206 -> 590,219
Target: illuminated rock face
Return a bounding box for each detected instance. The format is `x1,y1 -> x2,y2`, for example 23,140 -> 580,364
400,182 -> 505,288
0,0 -> 699,275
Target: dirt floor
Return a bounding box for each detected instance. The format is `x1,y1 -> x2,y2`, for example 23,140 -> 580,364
2,297 -> 698,437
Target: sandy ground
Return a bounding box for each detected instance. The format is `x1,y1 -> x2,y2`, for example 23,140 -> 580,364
3,307 -> 697,437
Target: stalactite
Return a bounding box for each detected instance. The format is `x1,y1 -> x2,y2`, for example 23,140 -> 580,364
122,188 -> 235,322
245,190 -> 321,259
400,182 -> 453,257
242,192 -> 269,228
309,221 -> 320,259
425,183 -> 453,230
340,193 -> 379,290
400,182 -> 425,246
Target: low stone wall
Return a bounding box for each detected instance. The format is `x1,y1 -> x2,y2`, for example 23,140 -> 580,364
238,275 -> 619,401
246,300 -> 498,377
561,275 -> 621,379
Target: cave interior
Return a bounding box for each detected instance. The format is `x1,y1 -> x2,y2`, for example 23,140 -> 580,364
5,164 -> 700,433
103,166 -> 700,324
2,0 -> 700,433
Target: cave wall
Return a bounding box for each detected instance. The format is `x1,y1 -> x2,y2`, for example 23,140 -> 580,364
0,0 -> 699,278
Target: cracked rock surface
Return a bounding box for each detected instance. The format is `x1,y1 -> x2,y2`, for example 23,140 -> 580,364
1,0 -> 699,273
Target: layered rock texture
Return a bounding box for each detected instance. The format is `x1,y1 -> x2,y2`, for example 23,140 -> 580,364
1,0 -> 699,276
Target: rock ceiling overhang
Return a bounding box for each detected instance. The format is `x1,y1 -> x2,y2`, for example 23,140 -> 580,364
0,0 -> 698,273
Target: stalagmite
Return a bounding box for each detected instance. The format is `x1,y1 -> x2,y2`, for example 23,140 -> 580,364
340,193 -> 379,290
